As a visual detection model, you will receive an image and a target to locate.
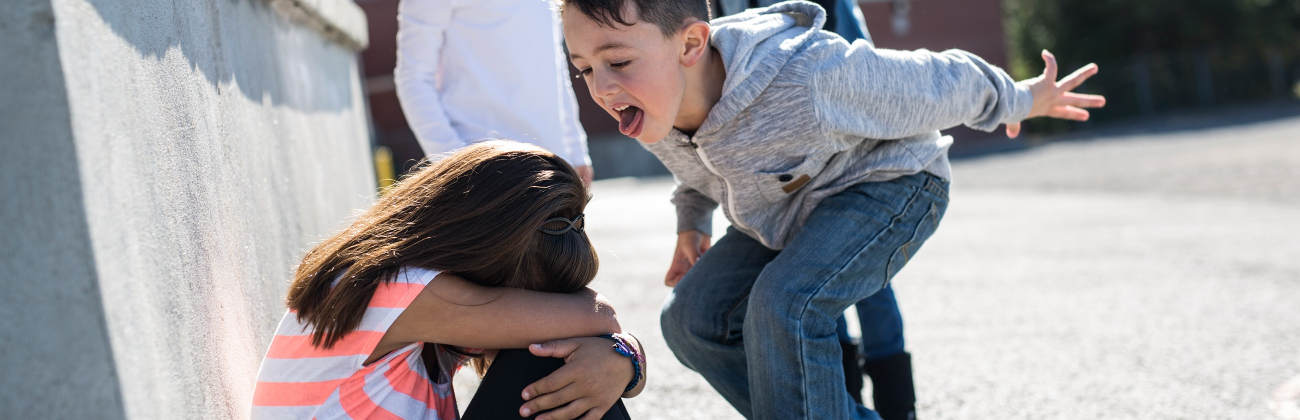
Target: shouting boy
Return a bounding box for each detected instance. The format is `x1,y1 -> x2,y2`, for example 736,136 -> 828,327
559,0 -> 1104,418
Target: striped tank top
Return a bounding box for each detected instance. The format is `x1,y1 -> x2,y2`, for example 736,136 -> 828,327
252,267 -> 464,419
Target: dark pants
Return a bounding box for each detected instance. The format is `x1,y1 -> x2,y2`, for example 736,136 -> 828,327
460,349 -> 632,420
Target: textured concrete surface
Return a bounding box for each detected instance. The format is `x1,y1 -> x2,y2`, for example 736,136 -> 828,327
0,0 -> 126,418
0,0 -> 373,418
459,113 -> 1300,419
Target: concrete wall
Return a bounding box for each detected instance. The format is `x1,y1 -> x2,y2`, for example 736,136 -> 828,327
0,0 -> 374,418
0,0 -> 127,418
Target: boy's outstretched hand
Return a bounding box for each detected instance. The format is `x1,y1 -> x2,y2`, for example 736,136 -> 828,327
1006,50 -> 1107,138
665,230 -> 710,287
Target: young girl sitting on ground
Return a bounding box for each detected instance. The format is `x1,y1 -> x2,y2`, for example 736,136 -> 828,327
251,141 -> 645,420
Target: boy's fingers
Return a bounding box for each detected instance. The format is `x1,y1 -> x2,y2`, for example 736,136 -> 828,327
1049,105 -> 1090,121
1057,63 -> 1099,92
1041,50 -> 1058,81
664,248 -> 684,285
1006,122 -> 1021,138
1062,92 -> 1106,108
665,263 -> 686,287
665,253 -> 696,286
666,269 -> 686,287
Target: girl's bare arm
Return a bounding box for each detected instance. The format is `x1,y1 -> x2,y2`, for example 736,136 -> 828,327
378,272 -> 620,355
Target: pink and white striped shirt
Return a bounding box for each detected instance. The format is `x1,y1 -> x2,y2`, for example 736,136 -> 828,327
252,267 -> 463,420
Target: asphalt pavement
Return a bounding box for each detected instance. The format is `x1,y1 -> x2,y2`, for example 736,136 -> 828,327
457,111 -> 1300,419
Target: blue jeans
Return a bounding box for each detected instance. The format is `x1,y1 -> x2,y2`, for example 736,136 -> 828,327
836,285 -> 906,360
661,173 -> 949,419
824,0 -> 908,363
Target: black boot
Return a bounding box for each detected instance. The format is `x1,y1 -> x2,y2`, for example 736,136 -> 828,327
841,340 -> 865,404
862,352 -> 917,420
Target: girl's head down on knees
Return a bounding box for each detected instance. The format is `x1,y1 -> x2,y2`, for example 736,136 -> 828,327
287,140 -> 599,349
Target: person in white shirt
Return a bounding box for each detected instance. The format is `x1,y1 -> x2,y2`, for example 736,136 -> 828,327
395,0 -> 593,185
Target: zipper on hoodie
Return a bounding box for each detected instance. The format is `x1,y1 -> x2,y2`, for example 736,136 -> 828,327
681,137 -> 754,234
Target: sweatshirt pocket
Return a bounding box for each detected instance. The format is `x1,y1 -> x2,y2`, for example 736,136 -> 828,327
753,152 -> 832,203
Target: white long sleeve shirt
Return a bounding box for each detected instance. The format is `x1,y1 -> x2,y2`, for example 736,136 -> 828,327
394,0 -> 590,166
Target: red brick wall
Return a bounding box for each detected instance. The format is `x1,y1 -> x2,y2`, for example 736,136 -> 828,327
857,0 -> 1008,68
857,0 -> 1011,143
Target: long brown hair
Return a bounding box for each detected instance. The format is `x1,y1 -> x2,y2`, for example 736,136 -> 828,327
287,140 -> 599,349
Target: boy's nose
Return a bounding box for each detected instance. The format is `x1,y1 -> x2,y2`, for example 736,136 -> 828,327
591,73 -> 619,98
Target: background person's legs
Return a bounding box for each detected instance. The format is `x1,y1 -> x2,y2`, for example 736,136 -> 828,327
856,286 -> 906,360
855,286 -> 917,420
461,349 -> 632,420
838,285 -> 907,405
836,315 -> 867,404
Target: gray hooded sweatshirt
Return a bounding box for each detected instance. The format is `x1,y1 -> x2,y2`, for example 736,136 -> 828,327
643,1 -> 1032,250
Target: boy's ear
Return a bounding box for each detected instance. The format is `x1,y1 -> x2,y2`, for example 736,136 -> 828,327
679,20 -> 711,67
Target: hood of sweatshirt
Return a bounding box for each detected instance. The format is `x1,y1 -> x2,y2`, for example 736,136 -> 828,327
696,1 -> 828,136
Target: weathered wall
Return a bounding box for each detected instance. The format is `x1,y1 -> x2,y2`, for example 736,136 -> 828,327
0,0 -> 374,418
0,0 -> 127,418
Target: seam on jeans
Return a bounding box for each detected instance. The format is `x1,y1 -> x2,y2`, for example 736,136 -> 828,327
793,178 -> 927,418
924,174 -> 950,201
885,202 -> 940,287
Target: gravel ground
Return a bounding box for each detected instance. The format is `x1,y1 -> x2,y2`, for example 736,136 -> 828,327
457,112 -> 1300,420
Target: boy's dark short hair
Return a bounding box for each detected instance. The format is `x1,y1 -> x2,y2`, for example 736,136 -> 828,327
557,0 -> 711,37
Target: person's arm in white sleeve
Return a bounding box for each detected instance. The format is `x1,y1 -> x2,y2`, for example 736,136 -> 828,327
558,77 -> 594,185
394,0 -> 463,157
557,67 -> 591,166
549,12 -> 593,184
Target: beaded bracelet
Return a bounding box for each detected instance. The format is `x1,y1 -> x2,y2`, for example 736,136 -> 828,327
598,333 -> 643,393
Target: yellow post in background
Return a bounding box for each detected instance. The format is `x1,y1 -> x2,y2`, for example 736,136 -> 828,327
374,146 -> 396,195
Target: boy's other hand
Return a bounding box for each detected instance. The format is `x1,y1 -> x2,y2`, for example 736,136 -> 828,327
665,230 -> 711,287
521,337 -> 630,420
1006,50 -> 1107,138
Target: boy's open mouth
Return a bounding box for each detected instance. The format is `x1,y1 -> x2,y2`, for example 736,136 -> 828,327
616,105 -> 644,138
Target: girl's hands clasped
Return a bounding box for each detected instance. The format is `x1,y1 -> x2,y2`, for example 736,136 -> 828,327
520,336 -> 646,420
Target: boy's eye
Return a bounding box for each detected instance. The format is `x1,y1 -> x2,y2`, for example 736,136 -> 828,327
573,61 -> 629,79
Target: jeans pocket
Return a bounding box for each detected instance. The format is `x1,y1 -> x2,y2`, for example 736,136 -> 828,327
924,174 -> 950,202
884,201 -> 943,286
